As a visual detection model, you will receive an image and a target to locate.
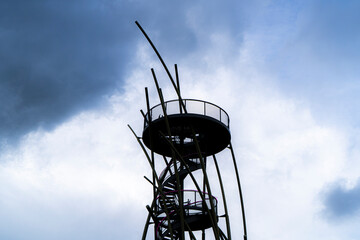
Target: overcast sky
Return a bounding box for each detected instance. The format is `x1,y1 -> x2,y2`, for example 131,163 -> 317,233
1,0 -> 360,239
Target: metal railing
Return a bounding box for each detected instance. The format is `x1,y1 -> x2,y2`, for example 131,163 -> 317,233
156,189 -> 217,214
156,189 -> 218,237
144,99 -> 230,128
159,157 -> 202,184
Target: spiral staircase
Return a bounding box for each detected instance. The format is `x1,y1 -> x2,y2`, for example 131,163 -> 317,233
155,157 -> 218,239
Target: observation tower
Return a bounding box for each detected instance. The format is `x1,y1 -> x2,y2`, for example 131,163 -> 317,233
129,21 -> 247,240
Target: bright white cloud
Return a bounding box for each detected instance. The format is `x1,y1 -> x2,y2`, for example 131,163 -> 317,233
0,84 -> 151,239
176,59 -> 348,239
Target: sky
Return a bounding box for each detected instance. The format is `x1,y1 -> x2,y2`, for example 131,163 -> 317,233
1,0 -> 360,239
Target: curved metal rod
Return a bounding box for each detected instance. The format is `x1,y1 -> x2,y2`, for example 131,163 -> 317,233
142,213 -> 152,240
213,154 -> 232,240
135,21 -> 187,114
228,143 -> 248,240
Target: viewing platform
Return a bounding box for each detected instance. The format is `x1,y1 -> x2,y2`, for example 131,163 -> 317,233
142,99 -> 231,157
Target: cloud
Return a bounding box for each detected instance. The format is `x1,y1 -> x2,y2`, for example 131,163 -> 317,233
148,37 -> 352,239
322,180 -> 360,220
0,90 -> 150,239
0,32 -> 353,240
0,0 -> 257,148
261,0 -> 360,124
1,1 -> 360,239
0,0 -> 139,146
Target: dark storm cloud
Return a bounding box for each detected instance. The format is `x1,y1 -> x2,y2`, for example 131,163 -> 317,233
0,1 -> 137,145
0,0 -> 251,147
322,181 -> 360,219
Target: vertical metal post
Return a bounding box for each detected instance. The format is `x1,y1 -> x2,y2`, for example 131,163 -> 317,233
145,87 -> 156,239
175,64 -> 184,114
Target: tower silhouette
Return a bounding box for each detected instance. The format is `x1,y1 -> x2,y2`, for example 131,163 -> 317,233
129,21 -> 247,240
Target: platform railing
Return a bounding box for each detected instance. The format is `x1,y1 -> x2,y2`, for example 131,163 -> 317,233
156,189 -> 218,237
156,189 -> 218,214
144,99 -> 230,129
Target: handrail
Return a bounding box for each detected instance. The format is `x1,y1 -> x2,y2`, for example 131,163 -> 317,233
159,158 -> 202,185
144,99 -> 230,128
159,154 -> 203,182
156,189 -> 218,202
155,189 -> 218,238
156,190 -> 218,213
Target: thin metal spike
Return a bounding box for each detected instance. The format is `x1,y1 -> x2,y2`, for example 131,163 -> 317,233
175,64 -> 185,114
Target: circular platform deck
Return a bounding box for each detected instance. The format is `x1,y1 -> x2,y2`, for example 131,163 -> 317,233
142,99 -> 231,157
